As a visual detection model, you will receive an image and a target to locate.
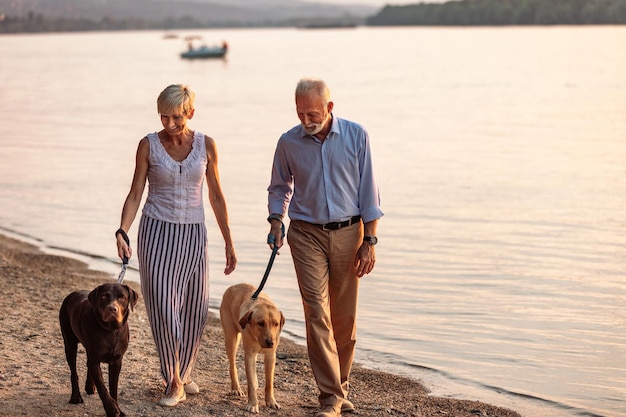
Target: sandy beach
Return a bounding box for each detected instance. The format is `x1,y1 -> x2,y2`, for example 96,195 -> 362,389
0,233 -> 522,417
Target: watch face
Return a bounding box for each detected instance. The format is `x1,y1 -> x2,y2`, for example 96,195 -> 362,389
365,236 -> 378,245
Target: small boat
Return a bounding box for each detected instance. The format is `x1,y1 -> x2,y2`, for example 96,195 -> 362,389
181,45 -> 227,59
181,36 -> 228,59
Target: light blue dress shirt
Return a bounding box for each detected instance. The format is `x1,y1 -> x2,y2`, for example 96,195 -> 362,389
268,115 -> 383,224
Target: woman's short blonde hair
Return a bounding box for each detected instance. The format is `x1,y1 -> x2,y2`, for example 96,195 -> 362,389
157,84 -> 196,116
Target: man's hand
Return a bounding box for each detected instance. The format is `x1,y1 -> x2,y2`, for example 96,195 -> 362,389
354,242 -> 375,278
268,219 -> 285,252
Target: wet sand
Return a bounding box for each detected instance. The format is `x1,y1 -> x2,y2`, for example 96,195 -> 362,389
0,233 -> 522,417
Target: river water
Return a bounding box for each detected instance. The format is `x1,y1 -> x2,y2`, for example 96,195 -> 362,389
0,26 -> 625,417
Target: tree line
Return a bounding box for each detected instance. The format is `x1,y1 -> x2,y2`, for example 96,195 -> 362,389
0,13 -> 295,34
2,0 -> 625,33
0,14 -> 366,33
367,0 -> 626,26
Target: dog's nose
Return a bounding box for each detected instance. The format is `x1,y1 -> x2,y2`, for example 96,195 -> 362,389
265,339 -> 274,348
107,305 -> 119,313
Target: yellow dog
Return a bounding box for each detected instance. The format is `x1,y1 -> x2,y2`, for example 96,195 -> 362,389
219,283 -> 285,413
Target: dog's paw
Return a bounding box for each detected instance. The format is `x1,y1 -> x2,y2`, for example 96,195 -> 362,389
245,403 -> 260,413
69,393 -> 84,404
104,403 -> 123,417
266,398 -> 281,409
85,381 -> 96,395
229,388 -> 245,397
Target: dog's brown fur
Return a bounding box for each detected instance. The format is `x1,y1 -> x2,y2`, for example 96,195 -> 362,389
219,283 -> 285,413
59,283 -> 138,417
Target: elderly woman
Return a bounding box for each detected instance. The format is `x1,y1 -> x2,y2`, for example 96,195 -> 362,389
116,84 -> 237,406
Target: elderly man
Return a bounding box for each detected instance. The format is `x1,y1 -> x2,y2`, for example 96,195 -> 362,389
267,78 -> 383,417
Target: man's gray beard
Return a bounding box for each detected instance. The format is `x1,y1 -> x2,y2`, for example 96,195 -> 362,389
303,124 -> 323,135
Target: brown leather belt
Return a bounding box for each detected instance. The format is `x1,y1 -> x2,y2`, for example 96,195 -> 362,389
313,215 -> 361,231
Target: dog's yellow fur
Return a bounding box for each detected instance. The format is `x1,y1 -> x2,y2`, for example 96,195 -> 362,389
219,283 -> 285,413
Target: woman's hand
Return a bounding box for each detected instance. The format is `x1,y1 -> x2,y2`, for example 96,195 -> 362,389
224,245 -> 237,275
116,232 -> 132,261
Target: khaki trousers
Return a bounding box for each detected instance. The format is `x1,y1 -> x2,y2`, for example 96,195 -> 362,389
287,220 -> 363,407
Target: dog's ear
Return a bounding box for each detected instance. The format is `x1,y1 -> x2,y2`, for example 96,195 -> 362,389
279,312 -> 285,330
239,310 -> 254,329
124,285 -> 139,311
88,286 -> 101,307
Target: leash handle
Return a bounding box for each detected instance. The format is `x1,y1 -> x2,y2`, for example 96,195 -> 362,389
252,222 -> 285,300
115,228 -> 130,265
116,229 -> 130,283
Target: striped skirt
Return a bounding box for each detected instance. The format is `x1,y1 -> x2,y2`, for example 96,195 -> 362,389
138,215 -> 208,388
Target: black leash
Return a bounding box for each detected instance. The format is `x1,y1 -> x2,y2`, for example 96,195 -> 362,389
115,228 -> 130,283
252,222 -> 285,300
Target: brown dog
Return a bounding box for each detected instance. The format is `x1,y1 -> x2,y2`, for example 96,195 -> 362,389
59,283 -> 138,417
219,283 -> 285,413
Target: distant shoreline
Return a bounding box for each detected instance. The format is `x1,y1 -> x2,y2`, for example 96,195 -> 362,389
3,0 -> 626,36
1,21 -> 624,35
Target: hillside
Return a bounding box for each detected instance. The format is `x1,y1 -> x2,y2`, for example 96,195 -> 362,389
0,0 -> 376,31
367,0 -> 626,26
4,0 -> 621,31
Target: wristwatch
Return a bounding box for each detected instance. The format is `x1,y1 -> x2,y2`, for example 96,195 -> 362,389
363,236 -> 378,246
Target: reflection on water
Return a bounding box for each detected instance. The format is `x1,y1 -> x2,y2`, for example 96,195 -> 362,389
0,26 -> 625,417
